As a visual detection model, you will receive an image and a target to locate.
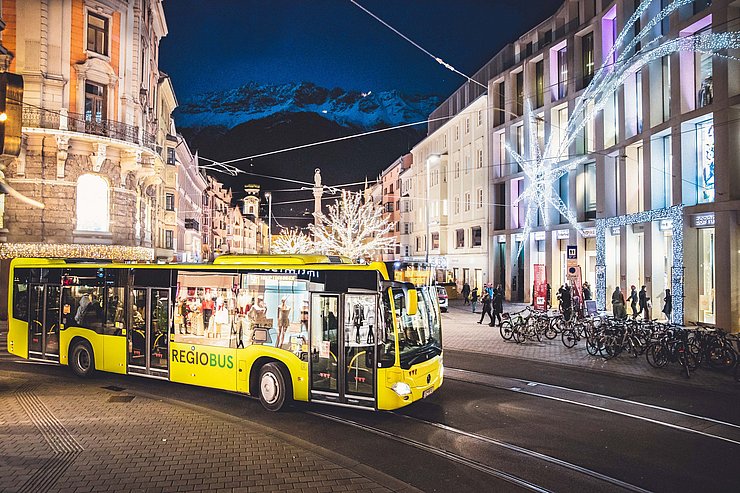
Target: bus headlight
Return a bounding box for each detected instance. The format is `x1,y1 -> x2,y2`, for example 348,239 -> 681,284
391,381 -> 412,397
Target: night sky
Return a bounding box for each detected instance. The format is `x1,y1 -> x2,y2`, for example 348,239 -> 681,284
160,0 -> 564,100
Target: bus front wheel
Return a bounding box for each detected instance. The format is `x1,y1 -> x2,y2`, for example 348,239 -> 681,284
258,362 -> 291,411
70,340 -> 95,378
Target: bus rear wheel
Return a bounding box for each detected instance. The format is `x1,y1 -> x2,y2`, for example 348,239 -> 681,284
70,340 -> 95,378
258,362 -> 291,411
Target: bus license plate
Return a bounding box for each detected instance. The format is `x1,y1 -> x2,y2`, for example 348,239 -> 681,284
423,387 -> 434,399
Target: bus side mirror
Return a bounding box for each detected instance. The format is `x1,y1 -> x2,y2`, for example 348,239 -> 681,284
406,289 -> 418,316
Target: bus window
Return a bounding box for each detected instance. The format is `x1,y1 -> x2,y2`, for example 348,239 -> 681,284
377,289 -> 395,367
13,282 -> 29,322
105,287 -> 125,335
62,286 -> 104,333
393,286 -> 442,369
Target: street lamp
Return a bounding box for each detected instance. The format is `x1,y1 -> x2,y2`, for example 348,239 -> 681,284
264,191 -> 272,254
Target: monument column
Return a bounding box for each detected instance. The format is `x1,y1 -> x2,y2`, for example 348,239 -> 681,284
313,168 -> 323,226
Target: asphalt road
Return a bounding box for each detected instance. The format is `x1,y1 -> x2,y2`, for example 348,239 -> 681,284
2,349 -> 738,492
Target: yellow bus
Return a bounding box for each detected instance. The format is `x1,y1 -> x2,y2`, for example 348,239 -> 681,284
6,255 -> 443,411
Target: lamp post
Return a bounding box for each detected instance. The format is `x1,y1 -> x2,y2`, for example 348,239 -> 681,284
264,191 -> 272,254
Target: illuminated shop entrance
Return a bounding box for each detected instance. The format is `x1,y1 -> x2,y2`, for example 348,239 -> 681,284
596,206 -> 684,324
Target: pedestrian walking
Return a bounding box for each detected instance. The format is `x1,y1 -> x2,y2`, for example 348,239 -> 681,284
638,285 -> 648,319
492,285 -> 504,326
628,285 -> 638,318
612,286 -> 626,319
471,287 -> 479,313
561,285 -> 573,321
461,282 -> 471,305
662,289 -> 672,320
478,292 -> 494,325
546,283 -> 552,309
485,283 -> 494,299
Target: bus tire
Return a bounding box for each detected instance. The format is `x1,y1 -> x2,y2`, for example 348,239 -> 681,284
70,340 -> 95,378
258,362 -> 291,411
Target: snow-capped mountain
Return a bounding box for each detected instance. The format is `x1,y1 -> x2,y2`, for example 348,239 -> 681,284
174,81 -> 441,130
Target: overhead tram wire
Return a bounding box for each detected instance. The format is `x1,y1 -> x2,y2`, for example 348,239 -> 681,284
348,0 -> 487,90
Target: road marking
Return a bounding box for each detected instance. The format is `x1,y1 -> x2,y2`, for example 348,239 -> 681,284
447,368 -> 740,447
307,411 -> 552,493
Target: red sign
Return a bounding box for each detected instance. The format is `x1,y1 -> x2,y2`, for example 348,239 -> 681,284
533,264 -> 547,311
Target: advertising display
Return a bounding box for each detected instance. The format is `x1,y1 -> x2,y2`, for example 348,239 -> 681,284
533,264 -> 548,311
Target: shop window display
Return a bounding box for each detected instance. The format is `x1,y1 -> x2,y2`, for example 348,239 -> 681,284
172,272 -> 309,357
344,294 -> 378,396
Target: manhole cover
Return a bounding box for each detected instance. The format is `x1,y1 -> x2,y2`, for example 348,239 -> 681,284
107,395 -> 135,403
103,385 -> 126,392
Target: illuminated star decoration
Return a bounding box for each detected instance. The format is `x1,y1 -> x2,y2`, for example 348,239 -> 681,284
509,0 -> 740,255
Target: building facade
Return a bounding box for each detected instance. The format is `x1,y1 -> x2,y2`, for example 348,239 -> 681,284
421,0 -> 737,329
379,154 -> 411,261
411,95 -> 489,290
0,0 -> 171,261
175,135 -> 206,263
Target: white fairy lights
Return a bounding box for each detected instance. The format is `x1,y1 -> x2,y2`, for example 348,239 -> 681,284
0,243 -> 154,261
309,190 -> 396,261
272,228 -> 316,255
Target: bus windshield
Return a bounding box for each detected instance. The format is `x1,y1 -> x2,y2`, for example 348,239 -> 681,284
393,286 -> 442,369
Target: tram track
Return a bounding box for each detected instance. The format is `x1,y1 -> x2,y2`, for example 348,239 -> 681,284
306,411 -> 553,493
445,367 -> 740,446
307,409 -> 652,492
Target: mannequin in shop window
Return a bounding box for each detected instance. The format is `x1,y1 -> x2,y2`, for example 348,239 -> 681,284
352,302 -> 365,345
698,76 -> 713,108
276,296 -> 291,349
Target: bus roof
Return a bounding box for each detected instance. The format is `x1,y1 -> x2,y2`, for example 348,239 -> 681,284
9,255 -> 390,279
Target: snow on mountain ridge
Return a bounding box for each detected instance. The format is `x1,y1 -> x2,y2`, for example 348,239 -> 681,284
174,81 -> 440,130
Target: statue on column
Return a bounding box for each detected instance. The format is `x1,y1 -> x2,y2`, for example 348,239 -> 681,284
314,168 -> 322,188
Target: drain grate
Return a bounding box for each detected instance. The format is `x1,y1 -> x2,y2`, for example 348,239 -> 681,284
107,395 -> 135,403
102,385 -> 126,392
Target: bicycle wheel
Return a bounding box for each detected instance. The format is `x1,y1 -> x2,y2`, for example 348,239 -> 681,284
500,322 -> 513,341
513,327 -> 525,344
585,335 -> 601,356
561,330 -> 577,348
707,344 -> 737,370
678,347 -> 694,379
646,343 -> 668,368
544,323 -> 557,340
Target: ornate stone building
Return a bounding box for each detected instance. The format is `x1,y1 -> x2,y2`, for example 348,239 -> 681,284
0,0 -> 171,261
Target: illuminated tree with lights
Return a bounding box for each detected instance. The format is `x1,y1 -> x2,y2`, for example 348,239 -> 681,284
309,190 -> 395,260
272,228 -> 316,254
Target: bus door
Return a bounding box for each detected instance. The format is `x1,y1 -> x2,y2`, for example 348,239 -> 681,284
128,287 -> 170,378
27,284 -> 61,362
309,293 -> 376,409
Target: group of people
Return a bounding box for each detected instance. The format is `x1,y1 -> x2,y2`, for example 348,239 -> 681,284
611,285 -> 672,321
461,282 -> 505,327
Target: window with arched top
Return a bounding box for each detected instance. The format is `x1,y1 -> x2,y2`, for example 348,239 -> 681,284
76,174 -> 109,232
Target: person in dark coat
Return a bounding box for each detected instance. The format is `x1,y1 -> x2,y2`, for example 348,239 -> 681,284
662,289 -> 672,320
461,282 -> 471,305
561,285 -> 572,321
478,292 -> 494,325
492,286 -> 504,326
628,285 -> 638,318
546,283 -> 552,309
470,287 -> 479,313
582,282 -> 592,301
638,285 -> 648,319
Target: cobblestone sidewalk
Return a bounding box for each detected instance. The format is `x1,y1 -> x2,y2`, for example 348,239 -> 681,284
0,365 -> 398,493
442,300 -> 734,389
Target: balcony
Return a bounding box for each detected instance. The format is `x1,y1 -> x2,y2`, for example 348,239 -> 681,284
22,106 -> 157,152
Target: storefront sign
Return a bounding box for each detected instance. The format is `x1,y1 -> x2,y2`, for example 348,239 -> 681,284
514,233 -> 523,241
610,226 -> 621,235
533,264 -> 547,311
534,231 -> 546,241
555,229 -> 570,239
566,245 -> 578,260
691,213 -> 715,228
582,228 -> 596,238
497,235 -> 507,243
